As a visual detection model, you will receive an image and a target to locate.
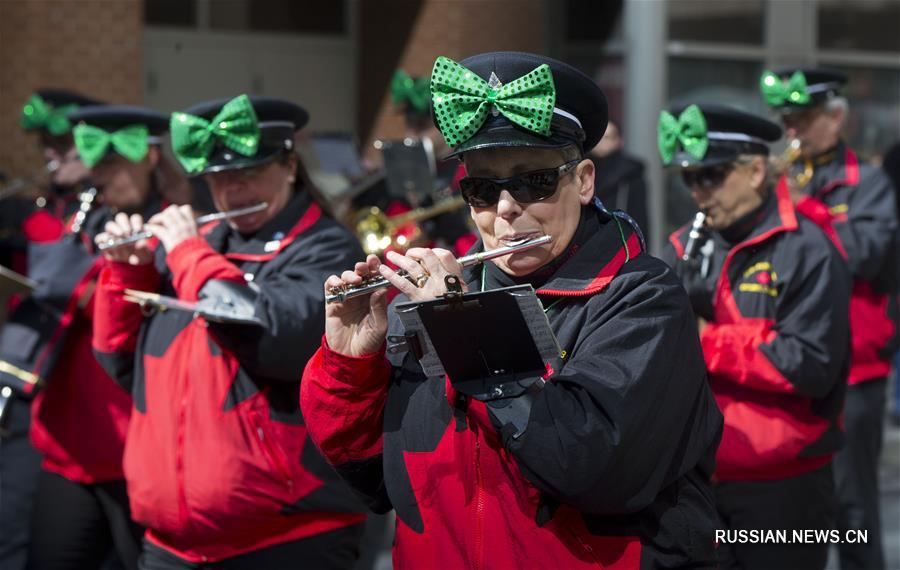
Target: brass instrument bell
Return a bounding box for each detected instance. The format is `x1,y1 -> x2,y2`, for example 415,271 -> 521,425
775,139 -> 813,190
355,196 -> 467,255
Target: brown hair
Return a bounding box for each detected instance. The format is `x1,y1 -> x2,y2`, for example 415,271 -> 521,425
277,150 -> 335,218
152,152 -> 193,206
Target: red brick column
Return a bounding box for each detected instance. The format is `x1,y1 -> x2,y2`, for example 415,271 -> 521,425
0,0 -> 143,180
358,0 -> 547,161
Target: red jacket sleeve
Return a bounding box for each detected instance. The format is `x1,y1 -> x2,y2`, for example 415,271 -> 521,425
165,236 -> 245,301
93,261 -> 160,354
299,338 -> 390,466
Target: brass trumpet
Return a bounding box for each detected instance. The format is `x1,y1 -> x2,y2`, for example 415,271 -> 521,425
355,196 -> 467,256
774,138 -> 813,189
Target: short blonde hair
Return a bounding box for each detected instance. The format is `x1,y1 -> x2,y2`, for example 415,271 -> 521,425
736,153 -> 777,189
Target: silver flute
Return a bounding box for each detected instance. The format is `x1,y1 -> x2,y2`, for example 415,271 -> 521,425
97,202 -> 269,251
681,211 -> 708,263
326,235 -> 553,304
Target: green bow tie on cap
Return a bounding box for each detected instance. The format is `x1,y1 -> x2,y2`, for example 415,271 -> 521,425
73,124 -> 149,168
20,94 -> 79,136
170,94 -> 260,174
391,70 -> 430,114
760,70 -> 811,107
657,104 -> 709,165
430,56 -> 556,148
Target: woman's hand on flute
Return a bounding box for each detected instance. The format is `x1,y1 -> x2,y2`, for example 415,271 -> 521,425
145,205 -> 199,253
380,247 -> 466,302
324,255 -> 390,358
96,213 -> 154,265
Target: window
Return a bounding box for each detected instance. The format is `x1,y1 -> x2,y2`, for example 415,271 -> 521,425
669,0 -> 765,45
668,57 -> 765,113
145,0 -> 197,27
209,1 -> 345,35
565,0 -> 624,42
144,0 -> 346,35
818,0 -> 900,53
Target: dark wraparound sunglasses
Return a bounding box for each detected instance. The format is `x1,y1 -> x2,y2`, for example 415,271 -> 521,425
681,162 -> 739,190
459,159 -> 581,207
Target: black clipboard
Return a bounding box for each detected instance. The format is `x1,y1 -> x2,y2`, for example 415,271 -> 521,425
393,284 -> 561,398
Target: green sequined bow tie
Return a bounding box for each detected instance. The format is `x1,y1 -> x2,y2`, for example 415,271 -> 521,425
760,70 -> 811,107
657,104 -> 709,165
73,124 -> 149,168
430,56 -> 556,148
391,70 -> 431,114
170,94 -> 260,174
20,94 -> 78,136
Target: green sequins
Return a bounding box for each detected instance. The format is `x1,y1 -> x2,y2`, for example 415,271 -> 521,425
170,94 -> 261,174
430,56 -> 556,148
73,124 -> 149,168
657,104 -> 709,165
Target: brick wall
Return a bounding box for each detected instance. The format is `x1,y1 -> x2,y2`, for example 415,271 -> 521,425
0,0 -> 143,180
0,0 -> 546,176
359,0 -> 547,160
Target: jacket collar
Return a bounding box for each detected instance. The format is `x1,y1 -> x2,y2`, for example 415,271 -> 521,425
812,141 -> 860,196
714,176 -> 797,252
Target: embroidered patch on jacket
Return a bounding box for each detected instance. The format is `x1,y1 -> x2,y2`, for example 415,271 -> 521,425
828,203 -> 848,216
738,261 -> 779,297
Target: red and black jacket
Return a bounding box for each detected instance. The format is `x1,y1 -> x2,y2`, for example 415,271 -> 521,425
29,198 -> 161,484
793,143 -> 899,384
0,191 -> 137,483
663,179 -> 852,482
302,205 -> 724,569
92,192 -> 367,563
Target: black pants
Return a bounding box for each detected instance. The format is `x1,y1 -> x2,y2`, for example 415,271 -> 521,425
0,396 -> 43,570
27,470 -> 144,570
138,524 -> 364,570
715,464 -> 836,570
834,378 -> 886,570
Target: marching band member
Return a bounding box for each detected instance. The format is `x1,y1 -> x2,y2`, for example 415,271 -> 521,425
661,103 -> 851,570
0,88 -> 100,570
92,95 -> 366,569
0,104 -> 172,570
760,67 -> 898,570
302,52 -> 723,569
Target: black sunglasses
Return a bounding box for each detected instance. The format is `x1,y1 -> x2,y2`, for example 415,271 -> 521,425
459,159 -> 581,208
681,163 -> 738,190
